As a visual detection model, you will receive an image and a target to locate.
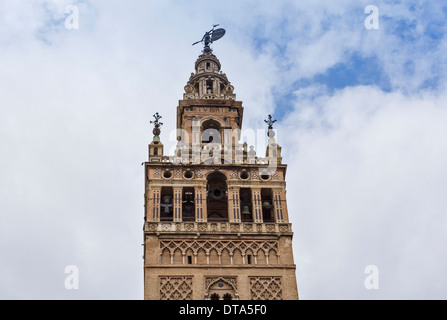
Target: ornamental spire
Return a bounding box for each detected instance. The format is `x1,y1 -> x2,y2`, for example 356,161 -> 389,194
150,112 -> 163,140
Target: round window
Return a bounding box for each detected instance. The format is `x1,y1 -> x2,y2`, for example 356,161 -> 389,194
183,170 -> 194,179
260,174 -> 270,181
239,170 -> 249,180
163,170 -> 172,179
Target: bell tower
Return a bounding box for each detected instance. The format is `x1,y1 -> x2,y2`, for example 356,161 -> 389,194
143,30 -> 299,300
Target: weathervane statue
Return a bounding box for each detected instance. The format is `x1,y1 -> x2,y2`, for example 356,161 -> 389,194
264,114 -> 277,139
150,112 -> 163,137
192,24 -> 226,52
264,114 -> 277,130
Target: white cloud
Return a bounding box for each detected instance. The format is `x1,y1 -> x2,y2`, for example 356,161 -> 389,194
282,86 -> 447,299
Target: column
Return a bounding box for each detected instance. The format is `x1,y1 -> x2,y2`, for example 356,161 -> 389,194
228,186 -> 240,223
195,185 -> 207,222
147,187 -> 161,222
272,189 -> 284,223
251,188 -> 263,223
173,187 -> 183,222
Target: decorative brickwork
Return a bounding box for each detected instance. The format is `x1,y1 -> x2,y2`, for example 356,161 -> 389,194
250,277 -> 283,300
159,276 -> 193,300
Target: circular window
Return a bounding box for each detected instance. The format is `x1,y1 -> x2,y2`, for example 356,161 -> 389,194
239,170 -> 249,180
163,170 -> 172,179
260,174 -> 270,181
183,169 -> 194,179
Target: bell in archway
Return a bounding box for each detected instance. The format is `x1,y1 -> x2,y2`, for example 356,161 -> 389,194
242,205 -> 251,215
262,201 -> 272,209
241,205 -> 252,221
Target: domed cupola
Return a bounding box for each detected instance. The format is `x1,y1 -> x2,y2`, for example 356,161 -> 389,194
184,51 -> 236,101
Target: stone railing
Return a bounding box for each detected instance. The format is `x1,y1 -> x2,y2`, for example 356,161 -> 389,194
144,221 -> 292,235
157,155 -> 275,165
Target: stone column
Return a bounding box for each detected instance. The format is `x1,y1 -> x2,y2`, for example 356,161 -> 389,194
195,185 -> 207,222
147,187 -> 161,222
251,188 -> 263,223
228,186 -> 241,223
272,189 -> 285,223
173,187 -> 183,222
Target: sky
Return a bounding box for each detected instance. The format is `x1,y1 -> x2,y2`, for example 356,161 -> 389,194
1,0 -> 447,300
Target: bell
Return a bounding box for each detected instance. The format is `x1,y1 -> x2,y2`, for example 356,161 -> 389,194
242,205 -> 251,215
210,188 -> 224,200
262,201 -> 272,209
162,195 -> 172,204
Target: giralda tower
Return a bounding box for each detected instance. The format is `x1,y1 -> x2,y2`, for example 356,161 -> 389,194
143,27 -> 298,300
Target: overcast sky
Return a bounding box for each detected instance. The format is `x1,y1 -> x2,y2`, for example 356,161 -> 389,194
1,0 -> 447,300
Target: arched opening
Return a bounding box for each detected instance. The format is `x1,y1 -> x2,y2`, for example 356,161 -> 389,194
182,187 -> 195,221
240,188 -> 253,222
205,278 -> 237,300
261,188 -> 274,222
206,172 -> 228,221
201,119 -> 221,144
160,187 -> 173,221
206,79 -> 213,94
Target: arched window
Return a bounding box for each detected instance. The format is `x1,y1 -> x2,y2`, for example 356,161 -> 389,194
206,172 -> 228,221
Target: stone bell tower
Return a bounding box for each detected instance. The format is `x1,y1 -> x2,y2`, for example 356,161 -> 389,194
143,38 -> 299,300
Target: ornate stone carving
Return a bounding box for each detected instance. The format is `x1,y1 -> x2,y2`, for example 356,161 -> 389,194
243,224 -> 253,232
249,277 -> 283,300
204,276 -> 239,300
159,239 -> 279,264
230,223 -> 240,232
159,276 -> 193,300
147,223 -> 157,231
